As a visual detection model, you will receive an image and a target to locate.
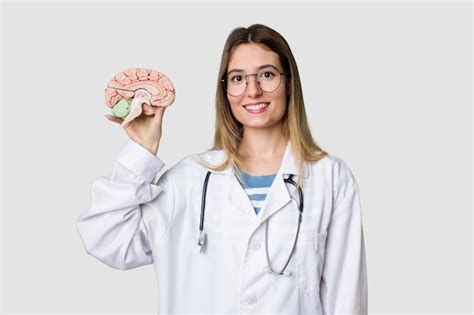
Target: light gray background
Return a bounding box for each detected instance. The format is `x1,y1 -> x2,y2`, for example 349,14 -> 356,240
1,1 -> 472,314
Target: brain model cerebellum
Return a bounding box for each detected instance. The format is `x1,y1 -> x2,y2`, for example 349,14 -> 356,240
105,68 -> 176,126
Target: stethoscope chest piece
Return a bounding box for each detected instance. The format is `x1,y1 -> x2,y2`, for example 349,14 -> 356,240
197,230 -> 207,254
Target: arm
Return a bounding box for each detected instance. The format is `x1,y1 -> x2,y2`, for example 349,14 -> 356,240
76,139 -> 175,270
320,161 -> 368,314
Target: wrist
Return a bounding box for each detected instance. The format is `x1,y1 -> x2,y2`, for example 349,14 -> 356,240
144,141 -> 159,155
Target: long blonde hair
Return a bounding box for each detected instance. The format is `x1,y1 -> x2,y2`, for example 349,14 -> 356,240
199,24 -> 328,192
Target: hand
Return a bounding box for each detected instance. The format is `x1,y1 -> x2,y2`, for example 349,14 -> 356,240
105,103 -> 166,155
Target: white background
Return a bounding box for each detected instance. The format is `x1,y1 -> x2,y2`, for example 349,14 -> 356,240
1,1 -> 472,314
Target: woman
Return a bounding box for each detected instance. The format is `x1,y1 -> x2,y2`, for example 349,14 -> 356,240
77,24 -> 368,314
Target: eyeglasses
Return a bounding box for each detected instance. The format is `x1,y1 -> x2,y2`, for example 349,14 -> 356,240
221,66 -> 287,97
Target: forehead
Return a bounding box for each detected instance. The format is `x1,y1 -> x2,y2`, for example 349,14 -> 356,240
227,43 -> 282,71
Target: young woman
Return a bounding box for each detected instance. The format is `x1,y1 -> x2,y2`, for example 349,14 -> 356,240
78,24 -> 368,314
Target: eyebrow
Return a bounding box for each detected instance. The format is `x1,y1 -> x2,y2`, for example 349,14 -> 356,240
227,64 -> 279,75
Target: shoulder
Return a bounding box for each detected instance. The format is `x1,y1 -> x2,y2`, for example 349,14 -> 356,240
180,148 -> 224,169
326,153 -> 357,182
309,152 -> 359,194
165,148 -> 225,178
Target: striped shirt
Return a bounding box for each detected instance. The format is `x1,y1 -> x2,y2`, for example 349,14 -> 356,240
236,169 -> 277,215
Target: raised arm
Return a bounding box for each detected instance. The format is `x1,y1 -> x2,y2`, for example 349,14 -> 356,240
76,139 -> 175,270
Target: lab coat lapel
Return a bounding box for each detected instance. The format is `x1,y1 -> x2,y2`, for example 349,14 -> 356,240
257,171 -> 292,224
201,150 -> 254,217
201,141 -> 309,221
257,140 -> 309,224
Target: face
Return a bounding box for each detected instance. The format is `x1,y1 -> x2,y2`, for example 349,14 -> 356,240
225,43 -> 289,131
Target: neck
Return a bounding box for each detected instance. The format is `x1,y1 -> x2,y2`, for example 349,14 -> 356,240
239,122 -> 287,159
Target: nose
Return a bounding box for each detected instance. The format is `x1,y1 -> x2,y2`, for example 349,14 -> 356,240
245,74 -> 263,97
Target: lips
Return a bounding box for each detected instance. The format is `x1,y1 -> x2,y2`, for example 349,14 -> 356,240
243,102 -> 270,109
243,102 -> 270,113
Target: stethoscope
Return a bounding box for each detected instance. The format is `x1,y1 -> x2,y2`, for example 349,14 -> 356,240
197,171 -> 304,277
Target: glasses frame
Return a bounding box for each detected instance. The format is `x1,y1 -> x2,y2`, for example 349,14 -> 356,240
221,68 -> 287,97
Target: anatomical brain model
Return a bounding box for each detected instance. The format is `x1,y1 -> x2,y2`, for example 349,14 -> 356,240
105,68 -> 176,126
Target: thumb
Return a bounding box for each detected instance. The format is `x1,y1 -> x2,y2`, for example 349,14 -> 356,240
153,106 -> 166,120
150,107 -> 165,126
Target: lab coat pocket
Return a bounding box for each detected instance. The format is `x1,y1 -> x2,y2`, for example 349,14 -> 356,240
296,231 -> 328,295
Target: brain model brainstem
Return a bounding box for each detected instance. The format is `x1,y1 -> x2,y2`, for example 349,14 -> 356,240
105,68 -> 176,126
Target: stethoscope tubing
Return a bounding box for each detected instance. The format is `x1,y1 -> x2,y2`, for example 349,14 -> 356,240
198,171 -> 304,276
264,175 -> 303,275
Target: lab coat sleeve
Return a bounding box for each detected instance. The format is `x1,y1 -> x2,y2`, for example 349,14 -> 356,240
320,161 -> 368,314
76,139 -> 175,270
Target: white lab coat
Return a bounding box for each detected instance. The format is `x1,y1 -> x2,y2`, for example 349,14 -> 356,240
77,139 -> 368,314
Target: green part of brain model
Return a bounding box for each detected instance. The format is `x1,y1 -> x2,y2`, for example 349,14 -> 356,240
112,98 -> 130,118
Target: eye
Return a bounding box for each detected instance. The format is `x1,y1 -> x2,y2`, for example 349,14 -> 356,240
230,74 -> 244,83
260,70 -> 276,79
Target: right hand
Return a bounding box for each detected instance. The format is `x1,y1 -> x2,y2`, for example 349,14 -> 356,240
105,103 -> 166,155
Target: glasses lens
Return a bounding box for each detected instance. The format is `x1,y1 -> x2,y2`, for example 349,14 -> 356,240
258,69 -> 281,93
225,73 -> 246,96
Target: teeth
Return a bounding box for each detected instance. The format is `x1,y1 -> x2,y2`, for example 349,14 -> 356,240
245,103 -> 269,110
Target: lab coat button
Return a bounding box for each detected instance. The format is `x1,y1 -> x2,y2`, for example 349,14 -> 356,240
251,241 -> 261,251
246,295 -> 257,305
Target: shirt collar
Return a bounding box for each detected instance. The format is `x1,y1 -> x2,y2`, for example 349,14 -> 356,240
201,140 -> 310,178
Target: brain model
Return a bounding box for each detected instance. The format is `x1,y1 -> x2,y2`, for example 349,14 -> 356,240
105,68 -> 176,126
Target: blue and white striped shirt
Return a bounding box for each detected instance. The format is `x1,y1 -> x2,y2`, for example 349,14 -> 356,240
236,169 -> 277,215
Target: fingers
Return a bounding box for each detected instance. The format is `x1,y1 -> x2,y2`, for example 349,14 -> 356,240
142,104 -> 154,116
105,104 -> 165,125
143,104 -> 166,117
105,114 -> 123,125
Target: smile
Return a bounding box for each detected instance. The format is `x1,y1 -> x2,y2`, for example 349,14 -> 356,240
243,102 -> 270,114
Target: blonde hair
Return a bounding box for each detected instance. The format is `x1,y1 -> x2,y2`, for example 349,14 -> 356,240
199,24 -> 328,192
